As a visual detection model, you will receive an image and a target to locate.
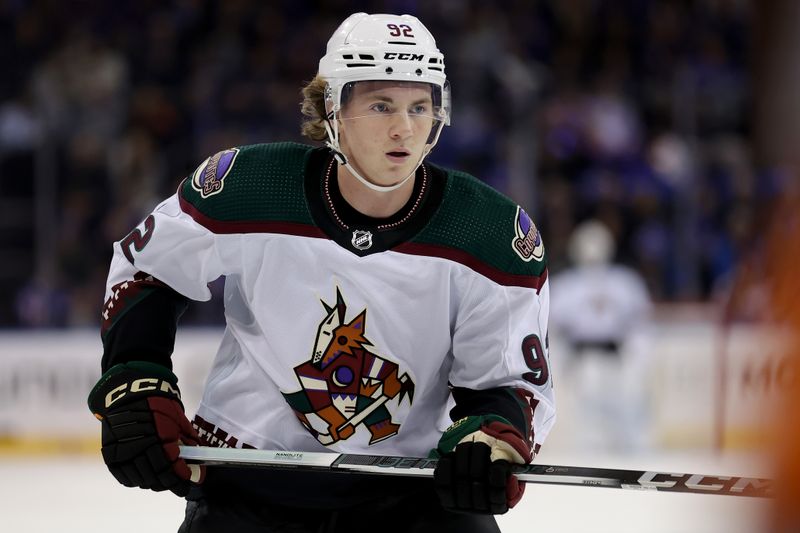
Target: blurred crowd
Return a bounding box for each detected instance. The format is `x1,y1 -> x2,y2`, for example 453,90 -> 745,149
0,0 -> 777,327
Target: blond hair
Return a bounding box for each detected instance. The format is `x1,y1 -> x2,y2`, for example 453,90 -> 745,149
300,75 -> 329,142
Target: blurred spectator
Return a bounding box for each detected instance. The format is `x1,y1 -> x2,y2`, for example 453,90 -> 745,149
0,0 -> 772,327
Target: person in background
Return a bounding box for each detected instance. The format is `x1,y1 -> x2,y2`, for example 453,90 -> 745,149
549,219 -> 653,453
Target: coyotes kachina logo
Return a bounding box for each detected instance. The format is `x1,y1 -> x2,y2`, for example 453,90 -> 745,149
282,288 -> 415,446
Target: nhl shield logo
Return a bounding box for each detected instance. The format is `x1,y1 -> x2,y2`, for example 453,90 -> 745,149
351,230 -> 373,250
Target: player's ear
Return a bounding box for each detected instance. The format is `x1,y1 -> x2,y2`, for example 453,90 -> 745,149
335,115 -> 348,142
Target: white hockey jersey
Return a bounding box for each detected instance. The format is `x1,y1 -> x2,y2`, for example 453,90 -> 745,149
550,264 -> 651,346
102,143 -> 555,459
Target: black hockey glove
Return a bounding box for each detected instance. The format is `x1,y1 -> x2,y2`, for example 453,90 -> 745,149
88,361 -> 205,496
431,415 -> 532,514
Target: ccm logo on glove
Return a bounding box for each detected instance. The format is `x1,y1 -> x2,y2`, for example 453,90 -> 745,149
102,378 -> 180,410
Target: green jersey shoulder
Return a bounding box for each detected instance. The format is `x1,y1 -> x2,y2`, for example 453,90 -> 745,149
413,165 -> 547,278
179,142 -> 315,226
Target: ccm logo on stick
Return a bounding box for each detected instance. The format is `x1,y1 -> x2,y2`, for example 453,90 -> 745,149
638,471 -> 771,495
105,378 -> 180,408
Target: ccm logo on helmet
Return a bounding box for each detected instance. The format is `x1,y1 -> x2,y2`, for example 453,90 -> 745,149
105,378 -> 180,408
384,52 -> 424,61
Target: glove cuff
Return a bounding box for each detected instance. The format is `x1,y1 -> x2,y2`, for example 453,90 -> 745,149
88,361 -> 182,417
432,414 -> 531,462
477,420 -> 532,464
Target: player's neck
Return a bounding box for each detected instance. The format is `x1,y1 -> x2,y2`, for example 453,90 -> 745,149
336,164 -> 415,218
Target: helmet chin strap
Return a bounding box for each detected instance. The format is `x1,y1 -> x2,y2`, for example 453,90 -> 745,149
323,117 -> 438,194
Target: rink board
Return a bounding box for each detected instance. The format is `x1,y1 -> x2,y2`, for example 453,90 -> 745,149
0,316 -> 787,453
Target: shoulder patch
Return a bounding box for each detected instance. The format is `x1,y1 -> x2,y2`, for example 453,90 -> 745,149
191,147 -> 239,198
511,206 -> 545,262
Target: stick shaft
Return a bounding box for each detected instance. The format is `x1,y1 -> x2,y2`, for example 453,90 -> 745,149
178,446 -> 771,498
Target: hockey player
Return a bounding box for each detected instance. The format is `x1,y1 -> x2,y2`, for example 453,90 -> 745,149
549,219 -> 652,453
88,12 -> 554,532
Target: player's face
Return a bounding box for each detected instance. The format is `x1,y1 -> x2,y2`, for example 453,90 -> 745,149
338,81 -> 438,188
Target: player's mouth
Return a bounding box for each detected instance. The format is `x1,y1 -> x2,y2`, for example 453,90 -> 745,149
385,149 -> 411,164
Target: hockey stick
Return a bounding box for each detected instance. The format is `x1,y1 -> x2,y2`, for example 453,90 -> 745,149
178,446 -> 772,498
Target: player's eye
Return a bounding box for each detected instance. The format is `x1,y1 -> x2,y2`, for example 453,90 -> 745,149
370,102 -> 391,113
410,104 -> 429,115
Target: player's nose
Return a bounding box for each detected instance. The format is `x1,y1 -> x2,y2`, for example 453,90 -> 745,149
389,112 -> 414,139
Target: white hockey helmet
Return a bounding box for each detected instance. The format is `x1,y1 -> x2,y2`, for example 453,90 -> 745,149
568,219 -> 616,266
318,13 -> 451,192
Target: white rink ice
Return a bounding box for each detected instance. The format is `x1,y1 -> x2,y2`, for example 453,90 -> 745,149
0,450 -> 770,533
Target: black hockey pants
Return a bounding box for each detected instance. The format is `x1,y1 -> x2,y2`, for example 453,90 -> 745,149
178,486 -> 502,533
